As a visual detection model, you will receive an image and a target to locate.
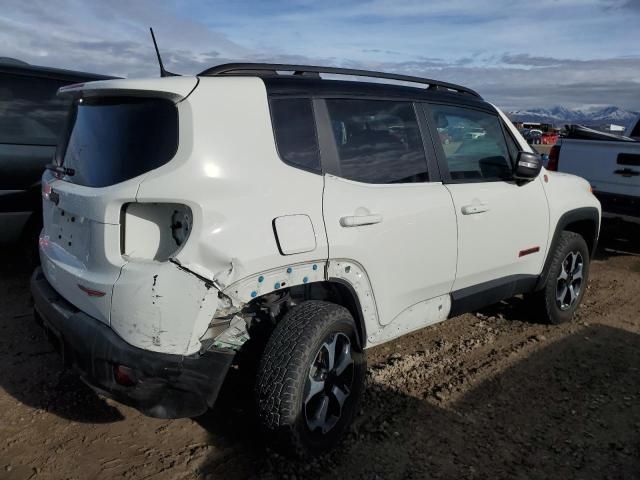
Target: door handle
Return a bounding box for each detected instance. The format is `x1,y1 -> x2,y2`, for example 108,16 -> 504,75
614,168 -> 639,177
461,203 -> 489,215
340,214 -> 383,227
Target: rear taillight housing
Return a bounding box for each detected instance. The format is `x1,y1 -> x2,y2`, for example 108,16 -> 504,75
547,144 -> 561,171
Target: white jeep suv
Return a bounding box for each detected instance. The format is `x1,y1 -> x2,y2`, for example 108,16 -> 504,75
31,63 -> 600,456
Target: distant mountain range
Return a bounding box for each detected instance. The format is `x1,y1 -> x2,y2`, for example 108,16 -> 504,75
507,106 -> 639,128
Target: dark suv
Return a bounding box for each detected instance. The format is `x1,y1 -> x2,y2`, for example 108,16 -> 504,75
0,58 -> 114,258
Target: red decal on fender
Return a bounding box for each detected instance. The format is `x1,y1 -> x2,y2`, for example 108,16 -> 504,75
519,246 -> 540,258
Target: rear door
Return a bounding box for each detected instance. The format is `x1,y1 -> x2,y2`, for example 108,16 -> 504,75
424,103 -> 549,306
320,98 -> 457,328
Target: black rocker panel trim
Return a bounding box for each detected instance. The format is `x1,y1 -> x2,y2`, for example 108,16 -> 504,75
449,274 -> 538,318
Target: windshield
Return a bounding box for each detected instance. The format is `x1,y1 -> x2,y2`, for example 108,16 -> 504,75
58,96 -> 178,187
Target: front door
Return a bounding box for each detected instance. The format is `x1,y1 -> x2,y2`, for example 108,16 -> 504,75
425,103 -> 549,296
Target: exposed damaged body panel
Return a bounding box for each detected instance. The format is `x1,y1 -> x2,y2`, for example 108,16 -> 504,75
223,260 -> 327,303
111,260 -> 221,355
39,75 -> 329,357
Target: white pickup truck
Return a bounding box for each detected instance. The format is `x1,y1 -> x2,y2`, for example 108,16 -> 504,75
548,117 -> 640,222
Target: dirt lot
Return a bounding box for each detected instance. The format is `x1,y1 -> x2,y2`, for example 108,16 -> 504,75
1,220 -> 639,480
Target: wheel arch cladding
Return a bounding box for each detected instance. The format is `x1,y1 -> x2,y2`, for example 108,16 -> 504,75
322,279 -> 367,349
244,278 -> 367,349
537,207 -> 600,290
563,218 -> 599,256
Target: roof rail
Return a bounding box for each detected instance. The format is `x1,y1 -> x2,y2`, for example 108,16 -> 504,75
198,63 -> 481,98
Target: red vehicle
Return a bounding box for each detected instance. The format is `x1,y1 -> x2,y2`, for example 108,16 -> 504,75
541,132 -> 559,145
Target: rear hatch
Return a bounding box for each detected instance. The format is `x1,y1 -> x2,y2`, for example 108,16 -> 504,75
40,78 -> 196,324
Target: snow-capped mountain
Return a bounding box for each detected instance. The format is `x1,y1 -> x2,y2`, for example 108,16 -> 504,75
507,106 -> 639,128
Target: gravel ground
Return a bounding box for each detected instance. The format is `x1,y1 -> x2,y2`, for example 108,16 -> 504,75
1,220 -> 639,479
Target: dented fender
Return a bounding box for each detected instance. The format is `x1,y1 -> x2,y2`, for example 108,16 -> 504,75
220,258 -> 383,348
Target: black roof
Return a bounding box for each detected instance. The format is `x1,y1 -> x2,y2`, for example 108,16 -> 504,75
199,62 -> 485,106
0,58 -> 116,82
262,76 -> 492,111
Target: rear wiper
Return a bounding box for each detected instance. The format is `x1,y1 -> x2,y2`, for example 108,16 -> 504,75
46,164 -> 75,177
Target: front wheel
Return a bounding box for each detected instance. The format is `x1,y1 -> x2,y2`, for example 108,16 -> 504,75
532,231 -> 590,324
255,301 -> 366,457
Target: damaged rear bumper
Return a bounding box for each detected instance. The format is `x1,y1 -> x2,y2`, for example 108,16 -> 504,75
30,267 -> 234,419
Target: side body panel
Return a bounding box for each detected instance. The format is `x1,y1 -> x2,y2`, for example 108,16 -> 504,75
497,106 -> 601,285
445,178 -> 550,290
135,76 -> 328,286
322,175 -> 458,331
273,214 -> 317,255
557,139 -> 640,197
119,77 -> 329,354
540,171 -> 602,253
427,103 -> 550,291
40,75 -> 328,355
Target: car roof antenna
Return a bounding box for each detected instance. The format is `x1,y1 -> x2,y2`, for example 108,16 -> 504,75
149,27 -> 179,77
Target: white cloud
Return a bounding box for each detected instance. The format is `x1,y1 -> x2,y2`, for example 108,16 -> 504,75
0,0 -> 249,77
1,0 -> 639,109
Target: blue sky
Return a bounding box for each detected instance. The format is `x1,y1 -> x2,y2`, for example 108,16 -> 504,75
2,0 -> 639,110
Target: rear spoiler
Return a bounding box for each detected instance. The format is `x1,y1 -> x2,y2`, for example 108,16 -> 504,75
57,77 -> 199,103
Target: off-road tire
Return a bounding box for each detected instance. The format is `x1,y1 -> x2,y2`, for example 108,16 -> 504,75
533,231 -> 590,324
255,300 -> 366,457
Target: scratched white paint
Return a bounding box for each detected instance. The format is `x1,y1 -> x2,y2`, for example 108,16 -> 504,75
111,261 -> 220,355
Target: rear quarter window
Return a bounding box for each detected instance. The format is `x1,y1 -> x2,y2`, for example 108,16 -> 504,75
270,98 -> 321,172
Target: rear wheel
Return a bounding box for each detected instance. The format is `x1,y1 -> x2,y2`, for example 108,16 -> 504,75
255,300 -> 366,457
533,231 -> 590,324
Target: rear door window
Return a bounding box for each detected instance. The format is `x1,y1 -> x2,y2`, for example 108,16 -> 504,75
0,74 -> 71,145
326,99 -> 429,184
270,98 -> 320,172
59,97 -> 178,187
430,105 -> 513,182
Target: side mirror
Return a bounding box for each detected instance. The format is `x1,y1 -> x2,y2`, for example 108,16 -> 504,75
513,151 -> 542,181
